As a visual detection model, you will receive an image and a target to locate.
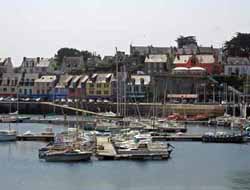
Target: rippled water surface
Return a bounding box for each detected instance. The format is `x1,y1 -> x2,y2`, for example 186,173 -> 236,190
0,123 -> 249,190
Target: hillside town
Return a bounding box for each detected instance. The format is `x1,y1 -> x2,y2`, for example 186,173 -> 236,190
0,35 -> 249,106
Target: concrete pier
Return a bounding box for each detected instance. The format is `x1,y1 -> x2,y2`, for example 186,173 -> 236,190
96,136 -> 117,160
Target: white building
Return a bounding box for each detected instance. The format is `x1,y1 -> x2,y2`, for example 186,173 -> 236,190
34,75 -> 57,96
224,57 -> 250,76
20,57 -> 54,74
0,73 -> 21,97
145,54 -> 169,74
18,73 -> 39,97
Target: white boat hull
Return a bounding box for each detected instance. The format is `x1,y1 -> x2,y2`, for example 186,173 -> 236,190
0,134 -> 17,141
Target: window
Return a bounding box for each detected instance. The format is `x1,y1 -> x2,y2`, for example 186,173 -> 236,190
3,88 -> 7,92
89,90 -> 94,94
228,67 -> 232,75
29,89 -> 32,94
104,84 -> 109,88
24,89 -> 27,95
104,91 -> 109,95
89,84 -> 94,88
134,86 -> 139,92
97,84 -> 102,88
19,89 -> 22,93
96,90 -> 102,95
11,88 -> 15,92
37,90 -> 40,94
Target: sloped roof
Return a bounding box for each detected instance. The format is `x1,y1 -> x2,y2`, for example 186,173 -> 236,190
227,57 -> 250,65
174,55 -> 192,64
130,75 -> 151,85
196,55 -> 215,64
87,73 -> 113,83
189,67 -> 206,71
173,67 -> 189,71
77,75 -> 89,88
35,75 -> 56,83
56,75 -> 72,88
145,54 -> 168,63
36,58 -> 51,67
69,75 -> 82,88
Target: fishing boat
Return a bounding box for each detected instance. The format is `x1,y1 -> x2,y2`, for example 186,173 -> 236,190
43,149 -> 92,162
202,132 -> 246,143
0,130 -> 17,141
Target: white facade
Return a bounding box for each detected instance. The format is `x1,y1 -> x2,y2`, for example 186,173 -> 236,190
34,75 -> 57,95
18,73 -> 39,96
224,57 -> 250,76
0,73 -> 21,96
145,54 -> 168,74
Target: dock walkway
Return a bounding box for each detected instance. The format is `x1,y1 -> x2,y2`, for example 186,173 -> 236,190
96,137 -> 117,158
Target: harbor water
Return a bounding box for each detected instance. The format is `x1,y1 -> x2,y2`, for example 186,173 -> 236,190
0,123 -> 250,190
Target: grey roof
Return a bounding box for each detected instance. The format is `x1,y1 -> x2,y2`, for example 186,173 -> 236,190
87,73 -> 114,83
130,45 -> 171,55
226,57 -> 250,65
145,54 -> 168,63
129,75 -> 151,85
77,75 -> 89,88
35,75 -> 56,83
36,58 -> 51,67
56,75 -> 73,88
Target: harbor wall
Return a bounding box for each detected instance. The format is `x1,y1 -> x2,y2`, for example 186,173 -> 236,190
0,101 -> 225,117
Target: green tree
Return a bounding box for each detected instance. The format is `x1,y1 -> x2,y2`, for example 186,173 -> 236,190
176,36 -> 197,48
224,33 -> 250,57
55,48 -> 81,64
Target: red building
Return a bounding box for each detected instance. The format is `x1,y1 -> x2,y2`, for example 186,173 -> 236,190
173,54 -> 222,75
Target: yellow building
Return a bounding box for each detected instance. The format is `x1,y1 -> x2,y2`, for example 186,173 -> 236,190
86,73 -> 115,100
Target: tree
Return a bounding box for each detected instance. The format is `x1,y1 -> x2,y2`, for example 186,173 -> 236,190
55,48 -> 81,64
224,33 -> 250,57
80,50 -> 93,62
176,36 -> 197,48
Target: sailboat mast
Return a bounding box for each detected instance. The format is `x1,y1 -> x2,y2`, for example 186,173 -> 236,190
115,47 -> 119,117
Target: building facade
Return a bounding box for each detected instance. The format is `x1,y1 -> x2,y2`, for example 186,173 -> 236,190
0,73 -> 21,97
224,57 -> 250,76
86,73 -> 115,100
145,54 -> 169,75
34,75 -> 57,99
127,75 -> 151,101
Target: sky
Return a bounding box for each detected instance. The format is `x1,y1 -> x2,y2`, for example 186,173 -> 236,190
1,0 -> 250,66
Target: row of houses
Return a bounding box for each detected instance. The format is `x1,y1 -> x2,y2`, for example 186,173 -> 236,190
0,72 -> 151,101
132,44 -> 250,77
2,43 -> 250,78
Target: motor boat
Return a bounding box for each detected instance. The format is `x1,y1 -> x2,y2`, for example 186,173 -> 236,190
0,130 -> 17,141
